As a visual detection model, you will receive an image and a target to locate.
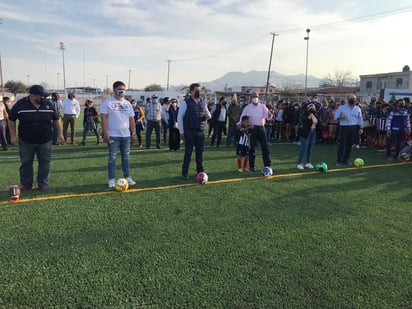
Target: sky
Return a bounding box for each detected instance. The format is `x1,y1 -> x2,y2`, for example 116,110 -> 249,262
1,0 -> 412,91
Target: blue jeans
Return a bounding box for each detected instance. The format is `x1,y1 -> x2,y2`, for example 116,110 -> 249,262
19,139 -> 52,188
298,130 -> 316,164
107,136 -> 131,180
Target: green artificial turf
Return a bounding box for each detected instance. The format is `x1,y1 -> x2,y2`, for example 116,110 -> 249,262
0,124 -> 411,307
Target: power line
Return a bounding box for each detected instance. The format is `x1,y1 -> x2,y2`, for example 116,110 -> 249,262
173,5 -> 412,63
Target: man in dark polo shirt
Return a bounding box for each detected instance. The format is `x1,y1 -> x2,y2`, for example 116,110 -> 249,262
8,85 -> 64,193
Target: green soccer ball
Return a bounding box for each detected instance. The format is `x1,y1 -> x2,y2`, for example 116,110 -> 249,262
353,158 -> 364,167
316,162 -> 328,172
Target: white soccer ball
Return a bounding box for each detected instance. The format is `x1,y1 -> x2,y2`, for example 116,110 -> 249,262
261,166 -> 273,176
196,172 -> 208,184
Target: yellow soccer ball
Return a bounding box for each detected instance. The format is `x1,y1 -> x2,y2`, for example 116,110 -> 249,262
115,178 -> 129,192
353,158 -> 364,167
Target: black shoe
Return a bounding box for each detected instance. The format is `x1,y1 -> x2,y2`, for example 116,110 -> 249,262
250,167 -> 256,172
156,145 -> 161,149
181,175 -> 189,180
79,142 -> 85,146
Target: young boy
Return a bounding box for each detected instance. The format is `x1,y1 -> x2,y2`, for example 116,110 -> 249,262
236,116 -> 253,172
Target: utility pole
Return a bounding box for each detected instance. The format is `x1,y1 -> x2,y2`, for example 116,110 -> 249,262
0,19 -> 4,97
59,42 -> 67,96
0,52 -> 4,98
265,32 -> 278,98
304,28 -> 311,99
128,69 -> 132,90
166,60 -> 172,91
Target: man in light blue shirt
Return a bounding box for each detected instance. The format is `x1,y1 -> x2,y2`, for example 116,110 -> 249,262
334,94 -> 363,166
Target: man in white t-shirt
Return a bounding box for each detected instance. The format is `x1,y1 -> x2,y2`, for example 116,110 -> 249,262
100,81 -> 137,188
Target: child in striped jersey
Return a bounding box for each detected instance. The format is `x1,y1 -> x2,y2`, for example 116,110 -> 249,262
236,116 -> 253,173
377,103 -> 390,150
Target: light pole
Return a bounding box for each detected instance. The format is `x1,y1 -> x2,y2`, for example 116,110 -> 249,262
26,74 -> 30,86
59,42 -> 66,95
106,75 -> 110,94
304,28 -> 310,99
265,32 -> 278,98
57,72 -> 60,90
128,69 -> 133,90
166,60 -> 172,91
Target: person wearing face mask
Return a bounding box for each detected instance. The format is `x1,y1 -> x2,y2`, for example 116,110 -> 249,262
297,103 -> 318,170
210,96 -> 228,147
62,92 -> 81,144
177,83 -> 211,180
166,98 -> 180,151
226,95 -> 241,147
144,94 -> 162,149
236,91 -> 271,172
8,85 -> 64,193
100,81 -> 137,188
334,94 -> 363,166
385,99 -> 411,160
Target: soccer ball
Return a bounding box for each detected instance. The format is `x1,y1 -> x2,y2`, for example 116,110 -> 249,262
316,162 -> 328,172
353,158 -> 364,167
115,178 -> 129,192
261,166 -> 273,176
8,185 -> 20,203
400,152 -> 410,162
196,172 -> 208,184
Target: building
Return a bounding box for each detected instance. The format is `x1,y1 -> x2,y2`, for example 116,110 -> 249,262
359,65 -> 412,102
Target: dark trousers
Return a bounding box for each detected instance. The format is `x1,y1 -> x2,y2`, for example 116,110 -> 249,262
169,127 -> 180,151
211,121 -> 226,146
337,125 -> 357,163
226,123 -> 238,147
386,133 -> 404,158
249,126 -> 271,169
162,119 -> 168,144
81,126 -> 100,144
146,120 -> 161,148
0,119 -> 7,150
182,129 -> 205,176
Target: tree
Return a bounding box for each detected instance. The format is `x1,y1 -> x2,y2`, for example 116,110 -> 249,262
322,70 -> 353,87
5,80 -> 27,96
144,84 -> 163,91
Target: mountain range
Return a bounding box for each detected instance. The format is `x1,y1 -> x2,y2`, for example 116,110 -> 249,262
200,70 -> 323,91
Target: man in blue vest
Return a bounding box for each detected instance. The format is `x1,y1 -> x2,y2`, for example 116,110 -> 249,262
177,83 -> 211,180
386,99 -> 411,160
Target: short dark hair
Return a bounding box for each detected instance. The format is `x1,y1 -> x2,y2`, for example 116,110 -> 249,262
189,83 -> 200,92
113,81 -> 126,89
241,115 -> 249,121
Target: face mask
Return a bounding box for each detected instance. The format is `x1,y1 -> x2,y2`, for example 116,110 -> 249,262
153,99 -> 158,104
252,98 -> 259,104
117,90 -> 125,98
172,103 -> 177,107
194,91 -> 200,98
294,106 -> 299,110
239,101 -> 243,106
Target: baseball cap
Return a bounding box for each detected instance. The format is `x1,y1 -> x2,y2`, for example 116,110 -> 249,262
29,85 -> 49,97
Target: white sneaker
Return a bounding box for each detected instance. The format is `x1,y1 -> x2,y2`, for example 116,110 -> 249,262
297,164 -> 304,170
305,163 -> 314,169
108,179 -> 115,188
126,177 -> 136,186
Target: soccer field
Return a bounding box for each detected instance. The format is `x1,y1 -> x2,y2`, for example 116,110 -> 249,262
0,140 -> 411,307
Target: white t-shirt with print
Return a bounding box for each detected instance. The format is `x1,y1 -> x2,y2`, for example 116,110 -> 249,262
100,96 -> 134,137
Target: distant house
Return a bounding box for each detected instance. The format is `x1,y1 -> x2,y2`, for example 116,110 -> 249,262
309,87 -> 359,103
359,65 -> 412,102
240,85 -> 277,95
